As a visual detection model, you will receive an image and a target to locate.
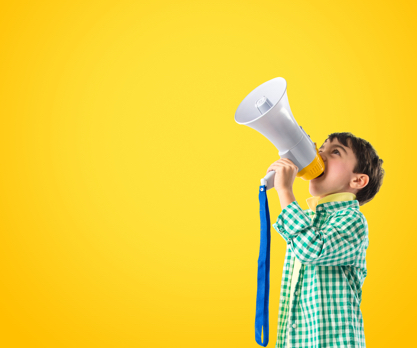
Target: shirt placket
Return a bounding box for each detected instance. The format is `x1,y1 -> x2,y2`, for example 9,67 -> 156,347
286,264 -> 302,348
285,210 -> 327,348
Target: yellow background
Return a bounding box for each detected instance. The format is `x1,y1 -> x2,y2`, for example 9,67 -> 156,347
0,1 -> 413,347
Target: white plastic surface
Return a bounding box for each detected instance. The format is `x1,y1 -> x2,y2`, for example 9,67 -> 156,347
260,171 -> 276,190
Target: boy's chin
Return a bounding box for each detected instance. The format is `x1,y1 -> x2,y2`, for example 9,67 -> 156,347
309,182 -> 326,197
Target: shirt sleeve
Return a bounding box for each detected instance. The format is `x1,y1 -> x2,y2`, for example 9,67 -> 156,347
272,200 -> 367,266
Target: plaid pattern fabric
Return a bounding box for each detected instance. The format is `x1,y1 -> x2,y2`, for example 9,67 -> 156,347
272,199 -> 369,348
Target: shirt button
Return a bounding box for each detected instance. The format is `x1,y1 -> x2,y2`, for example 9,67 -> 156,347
292,323 -> 297,328
295,291 -> 298,295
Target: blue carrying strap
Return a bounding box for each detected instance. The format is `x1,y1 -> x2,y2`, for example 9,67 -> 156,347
255,184 -> 270,346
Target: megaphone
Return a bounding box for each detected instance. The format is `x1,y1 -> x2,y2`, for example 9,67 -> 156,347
234,77 -> 324,189
234,77 -> 325,347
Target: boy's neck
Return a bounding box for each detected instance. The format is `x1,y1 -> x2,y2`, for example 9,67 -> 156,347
319,189 -> 356,199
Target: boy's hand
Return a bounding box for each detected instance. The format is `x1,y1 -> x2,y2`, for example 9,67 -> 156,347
266,158 -> 299,192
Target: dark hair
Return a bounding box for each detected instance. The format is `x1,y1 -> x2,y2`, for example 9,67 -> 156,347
324,132 -> 385,206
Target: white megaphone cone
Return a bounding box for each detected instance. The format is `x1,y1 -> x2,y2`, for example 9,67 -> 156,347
234,77 -> 324,190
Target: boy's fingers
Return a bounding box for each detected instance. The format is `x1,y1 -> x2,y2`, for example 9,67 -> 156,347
267,159 -> 297,173
280,158 -> 298,168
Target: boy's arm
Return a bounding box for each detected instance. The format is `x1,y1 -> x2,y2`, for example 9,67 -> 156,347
272,200 -> 367,266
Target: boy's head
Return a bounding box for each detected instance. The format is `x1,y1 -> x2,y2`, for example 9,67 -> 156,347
309,132 -> 385,206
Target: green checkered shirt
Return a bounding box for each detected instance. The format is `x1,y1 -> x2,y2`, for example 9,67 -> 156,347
272,199 -> 368,348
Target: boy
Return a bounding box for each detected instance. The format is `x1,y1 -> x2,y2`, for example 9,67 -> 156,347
265,132 -> 384,348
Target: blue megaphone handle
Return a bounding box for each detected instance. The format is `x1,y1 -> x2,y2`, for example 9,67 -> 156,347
255,184 -> 270,346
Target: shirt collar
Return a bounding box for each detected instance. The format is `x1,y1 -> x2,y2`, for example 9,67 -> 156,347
306,192 -> 358,213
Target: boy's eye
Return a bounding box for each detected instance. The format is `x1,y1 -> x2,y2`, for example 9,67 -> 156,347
318,149 -> 340,155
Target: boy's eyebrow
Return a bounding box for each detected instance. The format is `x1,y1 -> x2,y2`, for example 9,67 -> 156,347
319,143 -> 349,155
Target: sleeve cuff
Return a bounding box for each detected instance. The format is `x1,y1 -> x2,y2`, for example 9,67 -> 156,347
272,200 -> 313,244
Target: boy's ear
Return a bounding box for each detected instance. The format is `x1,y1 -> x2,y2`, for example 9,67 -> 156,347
351,174 -> 369,189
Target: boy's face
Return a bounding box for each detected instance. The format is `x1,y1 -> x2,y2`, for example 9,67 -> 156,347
309,137 -> 361,198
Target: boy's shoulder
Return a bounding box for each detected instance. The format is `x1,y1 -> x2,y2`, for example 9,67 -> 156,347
303,200 -> 367,223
